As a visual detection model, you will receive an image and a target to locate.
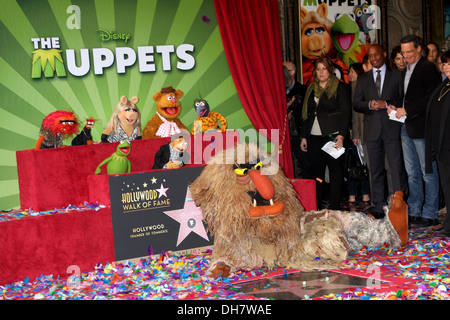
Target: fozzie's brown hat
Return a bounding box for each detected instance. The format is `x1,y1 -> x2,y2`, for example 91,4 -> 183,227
161,86 -> 176,93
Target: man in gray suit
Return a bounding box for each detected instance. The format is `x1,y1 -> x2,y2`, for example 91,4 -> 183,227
353,44 -> 407,218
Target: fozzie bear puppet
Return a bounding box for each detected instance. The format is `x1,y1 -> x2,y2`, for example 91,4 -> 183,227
142,86 -> 189,139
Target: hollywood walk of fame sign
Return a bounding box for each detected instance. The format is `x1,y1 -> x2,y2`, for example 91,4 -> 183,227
108,166 -> 212,261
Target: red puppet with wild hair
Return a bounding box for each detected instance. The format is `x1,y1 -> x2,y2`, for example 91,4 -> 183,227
35,110 -> 80,149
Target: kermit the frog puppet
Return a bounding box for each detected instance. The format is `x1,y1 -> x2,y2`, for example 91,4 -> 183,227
330,13 -> 365,66
95,141 -> 131,174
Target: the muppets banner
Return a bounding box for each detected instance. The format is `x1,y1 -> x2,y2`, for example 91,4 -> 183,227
300,0 -> 380,85
108,166 -> 212,261
0,0 -> 252,210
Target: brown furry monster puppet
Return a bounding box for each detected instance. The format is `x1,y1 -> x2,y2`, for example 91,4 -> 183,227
190,143 -> 408,279
35,110 -> 80,149
142,86 -> 189,139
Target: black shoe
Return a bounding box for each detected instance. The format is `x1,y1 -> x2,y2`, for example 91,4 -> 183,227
364,206 -> 385,219
410,217 -> 440,228
408,216 -> 420,227
369,211 -> 385,219
364,205 -> 375,213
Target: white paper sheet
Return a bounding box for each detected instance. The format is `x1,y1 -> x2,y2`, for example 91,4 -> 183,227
389,110 -> 406,123
321,141 -> 345,159
356,143 -> 366,166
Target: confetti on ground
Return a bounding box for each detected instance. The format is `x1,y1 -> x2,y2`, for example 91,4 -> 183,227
0,248 -> 271,300
0,204 -> 449,300
316,225 -> 450,300
0,202 -> 106,222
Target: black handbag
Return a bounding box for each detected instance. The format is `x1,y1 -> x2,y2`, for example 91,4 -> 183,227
344,145 -> 369,182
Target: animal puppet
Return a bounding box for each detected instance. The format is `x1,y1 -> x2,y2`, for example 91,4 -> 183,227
142,86 -> 189,139
191,98 -> 227,134
152,136 -> 190,169
95,140 -> 131,174
35,110 -> 79,149
102,96 -> 142,143
300,3 -> 349,85
190,143 -> 408,279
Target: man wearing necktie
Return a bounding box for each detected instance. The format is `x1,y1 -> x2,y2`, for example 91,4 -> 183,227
375,69 -> 381,96
353,44 -> 408,219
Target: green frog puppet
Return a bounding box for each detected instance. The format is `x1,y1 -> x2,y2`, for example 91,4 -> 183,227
95,141 -> 131,174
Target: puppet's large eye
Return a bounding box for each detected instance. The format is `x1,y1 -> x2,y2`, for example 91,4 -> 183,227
234,167 -> 249,175
167,95 -> 174,101
233,163 -> 249,175
362,4 -> 371,14
315,27 -> 325,35
60,120 -> 75,125
304,28 -> 314,36
195,102 -> 201,107
253,162 -> 262,171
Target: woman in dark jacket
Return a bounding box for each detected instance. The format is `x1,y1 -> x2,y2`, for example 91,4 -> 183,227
425,49 -> 450,234
300,56 -> 351,210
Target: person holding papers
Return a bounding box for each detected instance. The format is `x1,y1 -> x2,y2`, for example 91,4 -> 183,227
394,35 -> 441,227
300,56 -> 351,210
353,44 -> 407,219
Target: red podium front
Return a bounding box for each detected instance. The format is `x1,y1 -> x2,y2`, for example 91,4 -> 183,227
5,133 -> 316,286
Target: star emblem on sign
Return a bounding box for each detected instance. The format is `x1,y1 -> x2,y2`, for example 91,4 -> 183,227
163,187 -> 209,246
156,183 -> 169,198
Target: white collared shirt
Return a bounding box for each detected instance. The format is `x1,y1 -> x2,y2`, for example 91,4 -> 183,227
367,64 -> 387,110
404,59 -> 419,94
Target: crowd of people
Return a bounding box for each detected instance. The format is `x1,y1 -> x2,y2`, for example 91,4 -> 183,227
284,34 -> 450,235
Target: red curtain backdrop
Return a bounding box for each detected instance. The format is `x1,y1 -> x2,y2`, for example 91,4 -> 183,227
214,0 -> 294,178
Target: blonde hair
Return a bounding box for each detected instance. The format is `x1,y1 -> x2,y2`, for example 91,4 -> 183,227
105,96 -> 141,134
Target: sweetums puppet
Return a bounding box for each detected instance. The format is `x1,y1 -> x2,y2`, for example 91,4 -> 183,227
190,143 -> 408,279
35,110 -> 80,149
102,96 -> 142,143
142,86 -> 189,139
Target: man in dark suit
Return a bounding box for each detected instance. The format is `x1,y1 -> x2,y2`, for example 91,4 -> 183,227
353,44 -> 407,218
393,35 -> 441,228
